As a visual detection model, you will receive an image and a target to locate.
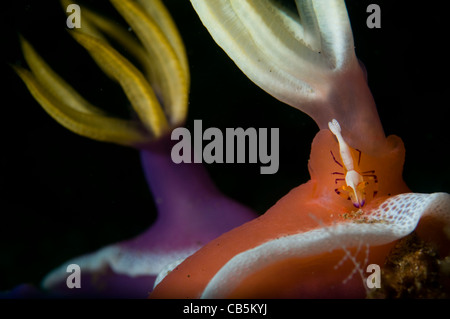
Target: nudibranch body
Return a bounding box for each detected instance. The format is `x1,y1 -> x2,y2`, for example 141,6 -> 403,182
12,0 -> 258,297
152,127 -> 450,298
151,0 -> 450,298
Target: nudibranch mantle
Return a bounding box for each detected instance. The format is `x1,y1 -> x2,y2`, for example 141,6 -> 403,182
151,131 -> 450,298
201,193 -> 450,298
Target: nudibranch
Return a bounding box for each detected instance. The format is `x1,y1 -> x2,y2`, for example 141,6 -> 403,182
151,0 -> 450,298
13,0 -> 257,297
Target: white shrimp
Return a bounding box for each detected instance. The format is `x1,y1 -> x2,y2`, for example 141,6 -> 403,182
328,119 -> 367,208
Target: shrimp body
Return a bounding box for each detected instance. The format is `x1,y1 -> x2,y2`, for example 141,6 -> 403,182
328,119 -> 367,208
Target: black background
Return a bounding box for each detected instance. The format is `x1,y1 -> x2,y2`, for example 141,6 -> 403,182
0,0 -> 449,292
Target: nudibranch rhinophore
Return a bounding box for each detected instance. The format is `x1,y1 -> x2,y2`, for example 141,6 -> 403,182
13,0 -> 257,298
150,0 -> 450,298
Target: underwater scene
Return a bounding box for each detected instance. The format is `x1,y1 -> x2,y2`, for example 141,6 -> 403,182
1,0 -> 449,302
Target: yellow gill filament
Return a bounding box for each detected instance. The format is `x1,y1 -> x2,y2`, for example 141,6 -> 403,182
77,0 -> 189,130
136,0 -> 189,77
328,119 -> 364,207
19,35 -> 105,116
71,2 -> 155,84
70,31 -> 168,137
14,0 -> 189,147
111,0 -> 189,126
13,65 -> 150,146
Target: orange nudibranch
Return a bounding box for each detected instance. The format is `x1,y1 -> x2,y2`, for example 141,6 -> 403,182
150,0 -> 450,298
150,129 -> 420,298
